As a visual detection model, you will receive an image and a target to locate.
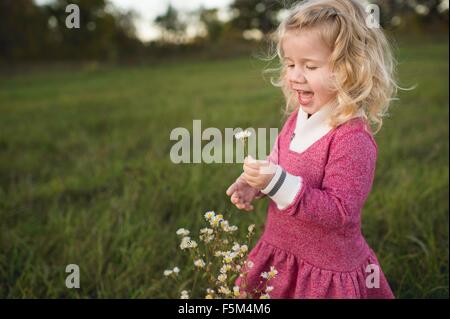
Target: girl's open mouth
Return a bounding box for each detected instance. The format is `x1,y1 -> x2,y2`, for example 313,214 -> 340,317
297,90 -> 314,106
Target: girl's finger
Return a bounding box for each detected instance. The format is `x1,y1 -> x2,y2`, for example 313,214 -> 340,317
243,165 -> 259,177
226,182 -> 239,196
243,173 -> 257,184
244,204 -> 254,211
245,158 -> 268,168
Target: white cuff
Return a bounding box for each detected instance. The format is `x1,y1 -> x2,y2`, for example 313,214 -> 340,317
261,165 -> 303,210
261,165 -> 282,194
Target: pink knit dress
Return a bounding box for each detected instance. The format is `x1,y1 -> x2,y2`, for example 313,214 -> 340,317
235,106 -> 394,299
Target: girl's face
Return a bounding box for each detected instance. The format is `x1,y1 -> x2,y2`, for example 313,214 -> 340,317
282,30 -> 336,115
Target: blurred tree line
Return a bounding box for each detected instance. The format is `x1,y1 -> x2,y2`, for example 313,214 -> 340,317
0,0 -> 448,64
0,0 -> 142,62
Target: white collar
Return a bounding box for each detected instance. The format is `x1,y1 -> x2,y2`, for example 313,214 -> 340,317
289,104 -> 334,153
289,104 -> 366,153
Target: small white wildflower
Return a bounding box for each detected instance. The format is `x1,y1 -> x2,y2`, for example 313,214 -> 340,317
210,214 -> 224,228
180,290 -> 189,299
223,251 -> 237,263
221,221 -> 237,233
261,266 -> 278,279
200,227 -> 214,235
176,228 -> 190,236
232,243 -> 241,252
163,270 -> 173,276
205,288 -> 215,299
201,234 -> 215,243
240,245 -> 248,253
221,220 -> 234,232
204,211 -> 216,221
233,286 -> 240,297
194,259 -> 206,268
220,264 -> 232,273
248,224 -> 255,233
235,130 -> 252,140
218,273 -> 227,282
180,237 -> 197,250
268,266 -> 278,278
218,286 -> 231,295
265,286 -> 274,293
173,267 -> 180,274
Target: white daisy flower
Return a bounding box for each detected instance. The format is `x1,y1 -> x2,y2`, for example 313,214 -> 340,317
220,264 -> 231,273
200,228 -> 213,235
218,286 -> 231,295
240,245 -> 248,253
268,266 -> 278,278
223,251 -> 237,264
194,259 -> 206,268
261,266 -> 278,279
180,290 -> 189,299
205,288 -> 215,299
180,237 -> 197,250
176,228 -> 190,236
235,130 -> 252,140
204,211 -> 216,221
221,220 -> 230,231
209,214 -> 224,228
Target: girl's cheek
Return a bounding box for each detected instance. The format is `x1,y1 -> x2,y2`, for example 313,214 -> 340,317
316,72 -> 336,94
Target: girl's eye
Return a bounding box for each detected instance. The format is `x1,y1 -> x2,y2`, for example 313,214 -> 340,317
306,66 -> 318,70
287,64 -> 295,68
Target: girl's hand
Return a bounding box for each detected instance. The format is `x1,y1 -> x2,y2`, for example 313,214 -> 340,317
226,173 -> 261,211
242,156 -> 276,190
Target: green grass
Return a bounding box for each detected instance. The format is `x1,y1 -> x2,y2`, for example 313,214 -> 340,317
0,38 -> 448,298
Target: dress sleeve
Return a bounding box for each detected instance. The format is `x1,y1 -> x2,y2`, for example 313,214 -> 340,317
262,129 -> 377,229
266,135 -> 279,165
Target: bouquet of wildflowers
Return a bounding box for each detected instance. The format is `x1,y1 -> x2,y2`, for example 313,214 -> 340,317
164,211 -> 278,299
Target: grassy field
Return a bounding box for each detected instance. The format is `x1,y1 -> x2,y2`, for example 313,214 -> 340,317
0,37 -> 448,298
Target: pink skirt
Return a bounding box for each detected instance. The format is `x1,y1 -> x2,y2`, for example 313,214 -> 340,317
235,238 -> 395,299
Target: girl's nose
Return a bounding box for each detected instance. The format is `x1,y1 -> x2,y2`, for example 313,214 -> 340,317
289,68 -> 307,84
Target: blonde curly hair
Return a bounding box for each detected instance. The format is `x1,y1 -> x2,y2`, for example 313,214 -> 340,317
261,0 -> 402,135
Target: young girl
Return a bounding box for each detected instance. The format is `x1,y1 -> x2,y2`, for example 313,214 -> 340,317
226,0 -> 397,299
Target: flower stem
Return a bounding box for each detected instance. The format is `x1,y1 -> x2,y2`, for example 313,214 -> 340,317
192,269 -> 199,297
